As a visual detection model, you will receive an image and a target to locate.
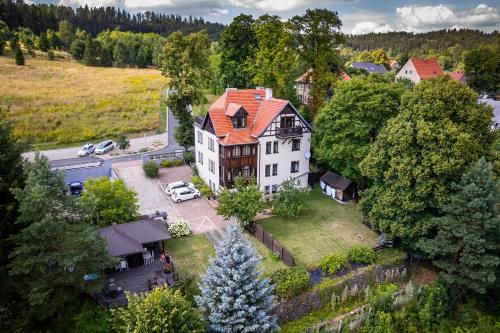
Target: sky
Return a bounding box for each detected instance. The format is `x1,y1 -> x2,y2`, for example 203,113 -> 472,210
32,0 -> 500,34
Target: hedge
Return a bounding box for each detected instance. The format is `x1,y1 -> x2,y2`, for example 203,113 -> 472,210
347,246 -> 376,264
321,253 -> 349,275
143,161 -> 159,178
270,267 -> 310,298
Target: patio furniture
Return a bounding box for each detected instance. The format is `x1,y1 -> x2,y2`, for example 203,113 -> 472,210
143,251 -> 155,266
119,259 -> 128,271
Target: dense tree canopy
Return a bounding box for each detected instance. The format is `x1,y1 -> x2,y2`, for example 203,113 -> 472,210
463,46 -> 500,94
359,76 -> 493,243
113,286 -> 205,332
314,76 -> 404,183
419,158 -> 500,295
9,155 -> 115,320
81,177 -> 139,226
217,176 -> 263,223
219,14 -> 257,89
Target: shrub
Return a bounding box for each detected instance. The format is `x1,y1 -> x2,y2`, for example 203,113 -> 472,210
269,267 -> 310,298
47,49 -> 55,60
143,161 -> 159,178
347,245 -> 376,264
321,253 -> 349,275
200,184 -> 213,197
173,159 -> 184,166
191,164 -> 199,176
191,175 -> 204,187
168,219 -> 191,238
116,134 -> 130,150
160,159 -> 172,168
183,152 -> 194,165
138,147 -> 149,153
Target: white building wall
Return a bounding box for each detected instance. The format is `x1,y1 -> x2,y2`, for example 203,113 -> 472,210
257,132 -> 311,194
395,60 -> 420,83
194,127 -> 220,192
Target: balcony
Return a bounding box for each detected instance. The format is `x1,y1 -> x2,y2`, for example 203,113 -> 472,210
276,127 -> 303,138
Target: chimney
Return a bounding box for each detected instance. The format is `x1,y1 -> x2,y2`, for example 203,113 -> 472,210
265,88 -> 273,100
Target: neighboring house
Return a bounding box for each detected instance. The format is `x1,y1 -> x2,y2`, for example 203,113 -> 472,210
450,71 -> 467,84
395,58 -> 443,84
389,60 -> 400,70
350,62 -> 388,74
479,97 -> 500,131
319,171 -> 356,202
295,68 -> 351,104
194,88 -> 312,194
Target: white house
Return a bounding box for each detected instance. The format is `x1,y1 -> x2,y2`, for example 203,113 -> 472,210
395,58 -> 443,84
294,68 -> 351,104
194,88 -> 312,194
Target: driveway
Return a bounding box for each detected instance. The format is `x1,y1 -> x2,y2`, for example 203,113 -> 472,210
115,164 -> 227,246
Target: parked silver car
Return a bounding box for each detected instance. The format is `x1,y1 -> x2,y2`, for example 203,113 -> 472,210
95,140 -> 114,155
78,143 -> 95,156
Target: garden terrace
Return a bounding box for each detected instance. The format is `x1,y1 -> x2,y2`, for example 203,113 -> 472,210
259,187 -> 378,268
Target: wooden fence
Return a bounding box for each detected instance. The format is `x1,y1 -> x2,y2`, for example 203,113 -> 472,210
250,224 -> 295,267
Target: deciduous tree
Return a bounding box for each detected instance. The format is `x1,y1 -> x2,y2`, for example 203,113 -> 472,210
196,223 -> 277,332
463,46 -> 499,94
314,76 -> 404,183
113,286 -> 204,332
272,178 -> 308,218
81,177 -> 139,226
419,157 -> 500,295
216,176 -> 263,224
360,76 -> 492,244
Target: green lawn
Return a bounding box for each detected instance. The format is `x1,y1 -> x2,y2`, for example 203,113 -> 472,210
245,234 -> 288,276
259,187 -> 378,268
164,234 -> 214,281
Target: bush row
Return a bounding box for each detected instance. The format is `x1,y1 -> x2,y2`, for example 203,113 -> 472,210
191,175 -> 213,198
321,246 -> 376,275
269,267 -> 310,299
160,159 -> 184,168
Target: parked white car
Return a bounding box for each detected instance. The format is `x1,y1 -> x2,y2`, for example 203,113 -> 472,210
165,181 -> 195,195
95,140 -> 114,155
171,187 -> 200,203
78,143 -> 95,156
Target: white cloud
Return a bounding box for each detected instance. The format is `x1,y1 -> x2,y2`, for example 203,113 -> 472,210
395,3 -> 500,32
209,8 -> 229,15
229,0 -> 304,11
351,21 -> 392,34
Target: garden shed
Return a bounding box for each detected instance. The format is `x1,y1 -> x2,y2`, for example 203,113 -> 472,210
319,171 -> 356,202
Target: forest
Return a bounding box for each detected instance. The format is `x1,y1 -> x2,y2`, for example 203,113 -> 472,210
0,0 -> 225,39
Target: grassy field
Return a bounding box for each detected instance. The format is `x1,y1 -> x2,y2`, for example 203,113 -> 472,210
0,55 -> 168,148
245,234 -> 288,276
259,187 -> 378,268
164,234 -> 214,282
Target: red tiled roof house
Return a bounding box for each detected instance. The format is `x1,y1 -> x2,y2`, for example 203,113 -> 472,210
395,58 -> 444,84
194,88 -> 312,194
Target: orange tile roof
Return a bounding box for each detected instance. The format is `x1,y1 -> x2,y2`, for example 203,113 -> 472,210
207,89 -> 289,145
411,58 -> 443,79
340,69 -> 351,81
450,71 -> 466,82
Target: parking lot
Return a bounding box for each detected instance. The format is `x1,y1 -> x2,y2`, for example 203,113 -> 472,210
115,163 -> 227,245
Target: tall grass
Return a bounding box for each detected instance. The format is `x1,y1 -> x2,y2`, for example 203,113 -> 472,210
0,55 -> 168,148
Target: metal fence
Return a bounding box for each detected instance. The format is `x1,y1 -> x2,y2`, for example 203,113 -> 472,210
251,224 -> 295,267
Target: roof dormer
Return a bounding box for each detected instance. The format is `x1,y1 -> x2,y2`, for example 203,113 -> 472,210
226,103 -> 248,129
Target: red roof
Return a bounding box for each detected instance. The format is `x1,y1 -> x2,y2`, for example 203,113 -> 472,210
207,89 -> 289,145
411,58 -> 443,79
450,71 -> 466,82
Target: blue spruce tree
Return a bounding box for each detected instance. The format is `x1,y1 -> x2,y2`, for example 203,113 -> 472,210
195,223 -> 278,332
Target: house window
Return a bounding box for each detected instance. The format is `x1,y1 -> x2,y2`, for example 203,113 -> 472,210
280,116 -> 294,128
271,184 -> 278,193
208,137 -> 215,152
232,117 -> 246,128
272,163 -> 278,176
273,141 -> 279,153
265,165 -> 270,177
242,145 -> 251,156
242,166 -> 251,178
208,159 -> 215,174
227,171 -> 232,180
233,146 -> 241,157
292,139 -> 301,151
291,161 -> 299,173
264,186 -> 270,194
197,131 -> 203,144
197,151 -> 203,165
266,142 -> 272,154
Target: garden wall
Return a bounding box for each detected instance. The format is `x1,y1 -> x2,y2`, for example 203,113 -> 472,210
272,260 -> 409,323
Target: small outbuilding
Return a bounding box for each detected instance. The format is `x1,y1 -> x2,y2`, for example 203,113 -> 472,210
320,171 -> 357,202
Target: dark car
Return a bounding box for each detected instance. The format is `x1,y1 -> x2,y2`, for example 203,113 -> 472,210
69,182 -> 83,196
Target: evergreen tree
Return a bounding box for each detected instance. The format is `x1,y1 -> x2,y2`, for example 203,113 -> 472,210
196,223 -> 278,333
83,36 -> 100,66
419,157 -> 500,295
14,41 -> 24,65
9,154 -> 115,320
69,36 -> 85,60
38,31 -> 49,51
